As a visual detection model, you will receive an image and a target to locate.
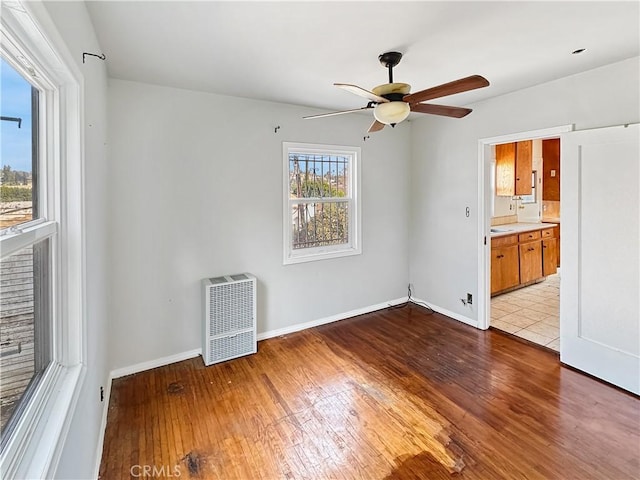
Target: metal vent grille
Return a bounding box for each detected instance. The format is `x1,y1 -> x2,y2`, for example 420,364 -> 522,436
208,281 -> 254,336
207,331 -> 256,364
202,273 -> 257,366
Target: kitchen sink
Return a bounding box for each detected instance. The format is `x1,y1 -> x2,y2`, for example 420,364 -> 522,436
491,227 -> 513,233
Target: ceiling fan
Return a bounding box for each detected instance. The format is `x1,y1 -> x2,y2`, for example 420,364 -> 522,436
304,52 -> 490,133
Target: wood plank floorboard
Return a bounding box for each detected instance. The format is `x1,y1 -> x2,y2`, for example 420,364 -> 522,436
99,305 -> 640,479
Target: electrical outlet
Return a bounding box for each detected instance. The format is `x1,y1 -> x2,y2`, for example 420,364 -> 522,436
467,293 -> 473,305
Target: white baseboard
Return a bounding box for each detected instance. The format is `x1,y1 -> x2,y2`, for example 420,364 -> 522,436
256,297 -> 408,341
92,372 -> 113,479
108,297 -> 473,382
110,348 -> 202,380
108,298 -> 409,380
410,297 -> 478,329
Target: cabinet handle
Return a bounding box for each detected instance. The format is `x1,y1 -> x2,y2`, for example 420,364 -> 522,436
528,247 -> 535,251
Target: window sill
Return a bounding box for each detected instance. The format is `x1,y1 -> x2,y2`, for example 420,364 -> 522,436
1,362 -> 85,478
284,245 -> 362,265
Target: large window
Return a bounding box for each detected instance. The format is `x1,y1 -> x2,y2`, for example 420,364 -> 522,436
283,143 -> 361,264
0,59 -> 52,444
1,3 -> 85,477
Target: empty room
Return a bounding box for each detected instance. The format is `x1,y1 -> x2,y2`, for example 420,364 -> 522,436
0,1 -> 638,479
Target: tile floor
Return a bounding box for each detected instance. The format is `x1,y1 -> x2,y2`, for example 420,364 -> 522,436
490,273 -> 560,351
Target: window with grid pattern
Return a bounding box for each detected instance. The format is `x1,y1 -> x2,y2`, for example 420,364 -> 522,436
283,143 -> 361,264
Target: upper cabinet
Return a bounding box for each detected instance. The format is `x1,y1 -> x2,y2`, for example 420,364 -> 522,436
542,138 -> 560,201
496,140 -> 533,196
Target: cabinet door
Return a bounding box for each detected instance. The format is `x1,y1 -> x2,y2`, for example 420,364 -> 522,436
495,143 -> 516,196
519,240 -> 542,283
491,245 -> 520,293
542,138 -> 560,201
542,238 -> 557,276
515,140 -> 533,195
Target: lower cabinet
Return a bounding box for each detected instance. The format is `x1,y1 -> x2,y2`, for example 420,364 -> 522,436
491,226 -> 558,296
542,238 -> 558,276
519,231 -> 543,284
491,244 -> 520,293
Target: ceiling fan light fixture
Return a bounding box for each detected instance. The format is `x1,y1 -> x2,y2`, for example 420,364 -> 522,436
373,101 -> 410,125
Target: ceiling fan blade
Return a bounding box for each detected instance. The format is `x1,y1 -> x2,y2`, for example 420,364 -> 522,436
304,106 -> 373,120
411,103 -> 472,118
335,83 -> 389,104
368,120 -> 385,133
403,75 -> 489,104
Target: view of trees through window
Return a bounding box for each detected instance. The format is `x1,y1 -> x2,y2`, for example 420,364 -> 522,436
288,153 -> 350,249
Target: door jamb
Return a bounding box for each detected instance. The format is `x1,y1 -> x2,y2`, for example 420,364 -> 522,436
477,124 -> 574,330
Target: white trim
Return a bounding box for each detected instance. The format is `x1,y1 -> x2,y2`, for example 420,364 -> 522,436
0,221 -> 57,258
257,297 -> 408,340
110,349 -> 202,379
479,125 -> 575,145
109,298 -> 408,380
0,2 -> 86,476
92,372 -> 113,480
477,124 -> 574,330
410,298 -> 478,329
282,142 -> 362,265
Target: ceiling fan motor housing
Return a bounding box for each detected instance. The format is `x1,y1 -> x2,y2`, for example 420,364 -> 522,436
372,82 -> 411,102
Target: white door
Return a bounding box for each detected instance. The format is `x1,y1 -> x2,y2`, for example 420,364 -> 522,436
561,123 -> 639,394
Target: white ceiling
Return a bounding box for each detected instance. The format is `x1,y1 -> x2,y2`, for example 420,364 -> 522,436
85,1 -> 640,116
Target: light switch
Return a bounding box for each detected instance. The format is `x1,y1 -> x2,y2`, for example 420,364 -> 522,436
551,170 -> 556,177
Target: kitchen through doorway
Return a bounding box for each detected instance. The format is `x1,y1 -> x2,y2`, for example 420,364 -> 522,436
486,136 -> 562,351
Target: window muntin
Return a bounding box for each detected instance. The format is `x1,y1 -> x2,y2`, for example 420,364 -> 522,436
283,143 -> 361,264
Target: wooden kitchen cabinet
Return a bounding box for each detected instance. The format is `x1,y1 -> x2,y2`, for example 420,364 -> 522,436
542,138 -> 560,201
491,235 -> 520,294
542,238 -> 558,276
492,226 -> 559,296
491,245 -> 520,294
519,238 -> 543,284
495,140 -> 533,196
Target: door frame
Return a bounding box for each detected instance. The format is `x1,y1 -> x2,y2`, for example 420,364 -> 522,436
477,124 -> 573,330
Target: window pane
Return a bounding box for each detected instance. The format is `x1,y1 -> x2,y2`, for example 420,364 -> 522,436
292,201 -> 349,249
521,170 -> 537,204
289,153 -> 349,199
1,58 -> 38,229
0,237 -> 51,441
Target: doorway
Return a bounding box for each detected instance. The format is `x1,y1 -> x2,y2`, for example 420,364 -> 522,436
477,125 -> 573,350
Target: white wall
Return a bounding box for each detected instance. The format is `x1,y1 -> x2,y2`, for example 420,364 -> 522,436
409,56 -> 640,324
38,1 -> 110,479
107,79 -> 410,371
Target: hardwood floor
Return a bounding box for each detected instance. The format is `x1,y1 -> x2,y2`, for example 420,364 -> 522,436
99,305 -> 640,479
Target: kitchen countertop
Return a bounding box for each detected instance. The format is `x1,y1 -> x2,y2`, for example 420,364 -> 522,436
490,222 -> 558,238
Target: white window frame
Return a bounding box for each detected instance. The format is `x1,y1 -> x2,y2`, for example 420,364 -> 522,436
282,142 -> 361,265
0,2 -> 85,478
